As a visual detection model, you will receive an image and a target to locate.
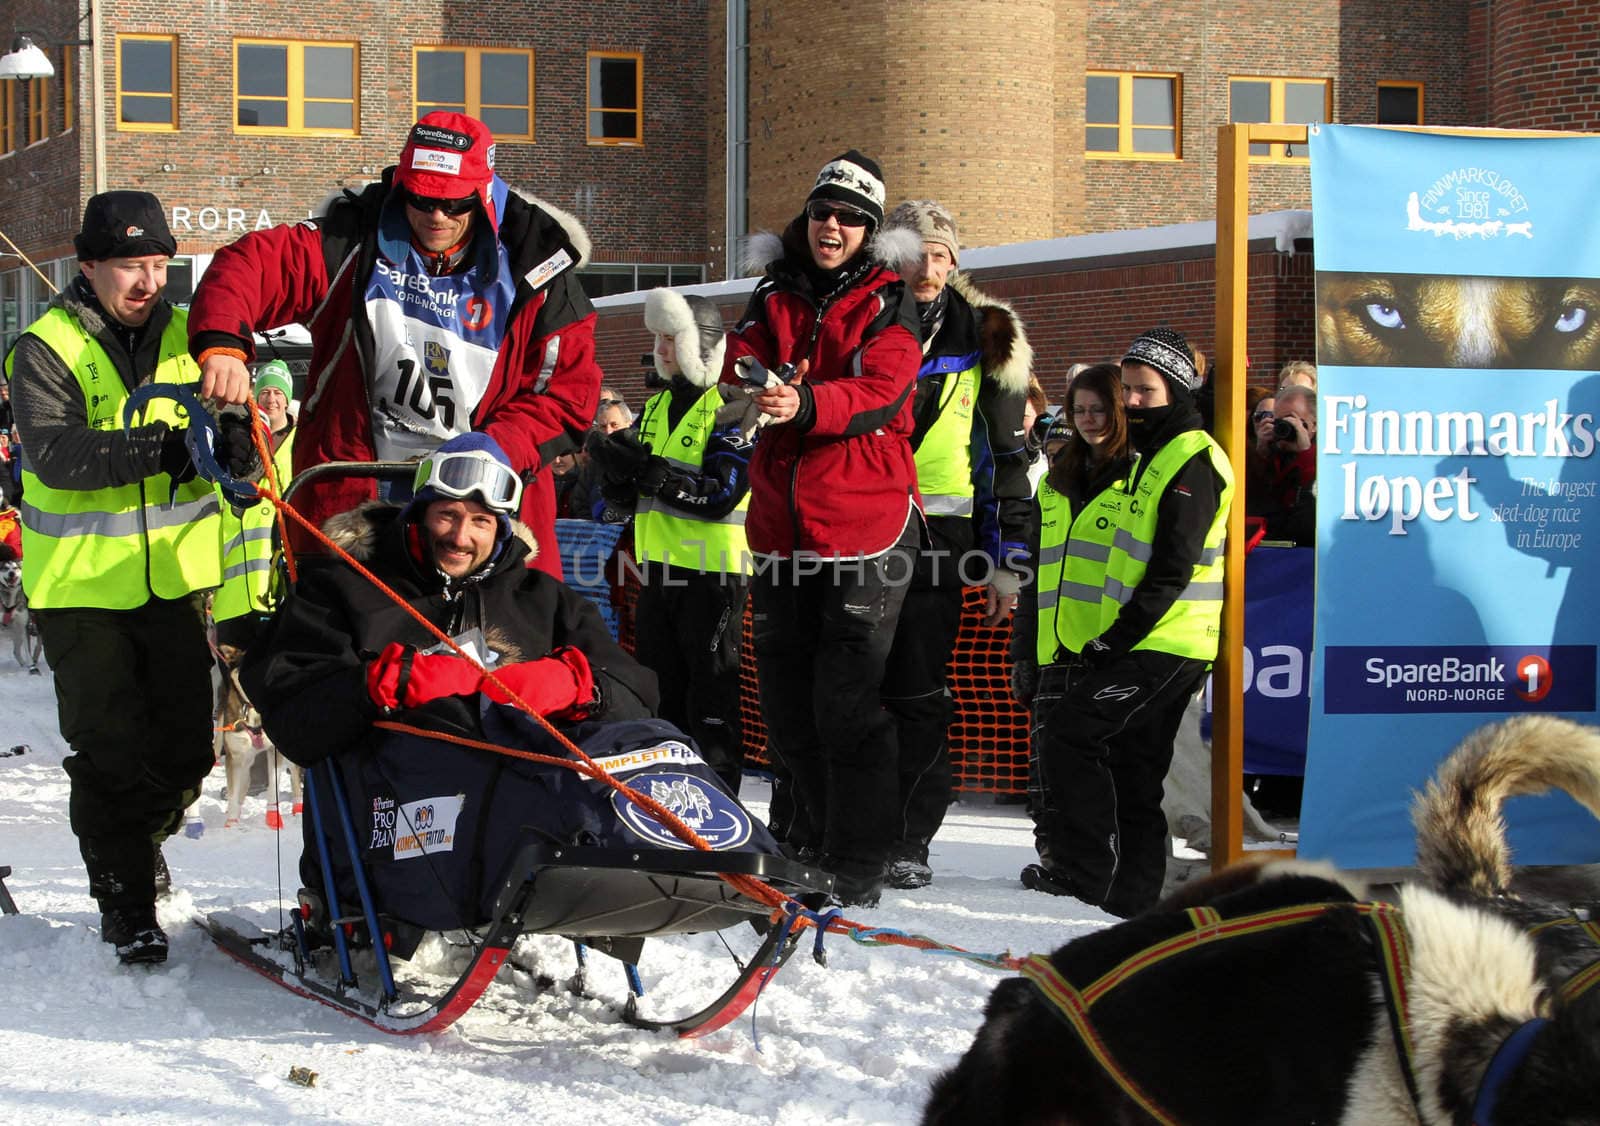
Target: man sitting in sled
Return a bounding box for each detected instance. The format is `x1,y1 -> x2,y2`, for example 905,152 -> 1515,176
241,432 -> 746,937
241,430 -> 658,760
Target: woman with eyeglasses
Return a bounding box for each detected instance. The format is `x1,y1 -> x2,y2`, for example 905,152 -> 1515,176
720,150 -> 925,908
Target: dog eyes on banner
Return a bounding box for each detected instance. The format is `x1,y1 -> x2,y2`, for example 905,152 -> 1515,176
1317,272 -> 1600,369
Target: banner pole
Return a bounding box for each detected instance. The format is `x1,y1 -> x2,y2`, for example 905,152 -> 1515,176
1211,123 -> 1252,871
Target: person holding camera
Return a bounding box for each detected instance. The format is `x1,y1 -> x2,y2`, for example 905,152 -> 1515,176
720,149 -> 923,908
1247,382 -> 1317,546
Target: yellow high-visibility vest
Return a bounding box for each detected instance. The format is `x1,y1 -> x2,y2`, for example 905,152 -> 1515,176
914,358 -> 979,517
1035,431 -> 1233,663
633,386 -> 750,575
212,426 -> 293,622
8,306 -> 223,609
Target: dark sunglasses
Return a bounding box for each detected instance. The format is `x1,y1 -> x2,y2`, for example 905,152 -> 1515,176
1252,410 -> 1275,421
806,201 -> 870,227
403,190 -> 477,216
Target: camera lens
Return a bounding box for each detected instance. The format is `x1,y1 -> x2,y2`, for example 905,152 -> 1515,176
1273,418 -> 1298,442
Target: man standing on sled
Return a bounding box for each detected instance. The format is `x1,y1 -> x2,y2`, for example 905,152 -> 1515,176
188,111 -> 601,579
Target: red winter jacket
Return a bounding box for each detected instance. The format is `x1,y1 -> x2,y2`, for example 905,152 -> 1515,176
721,221 -> 923,557
187,172 -> 601,577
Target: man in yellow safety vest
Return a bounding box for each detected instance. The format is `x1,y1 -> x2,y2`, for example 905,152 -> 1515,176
5,191 -> 254,964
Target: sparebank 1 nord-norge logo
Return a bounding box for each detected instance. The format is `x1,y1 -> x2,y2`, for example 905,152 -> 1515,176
1515,653 -> 1552,703
1404,165 -> 1532,241
1323,645 -> 1594,715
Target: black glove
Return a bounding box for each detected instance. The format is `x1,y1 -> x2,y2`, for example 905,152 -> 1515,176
635,455 -> 669,497
215,409 -> 263,481
586,428 -> 652,486
1011,659 -> 1039,707
598,474 -> 638,513
1078,634 -> 1119,671
157,425 -> 197,485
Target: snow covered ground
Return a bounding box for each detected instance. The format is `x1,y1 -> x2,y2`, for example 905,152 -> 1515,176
0,657 -> 1125,1125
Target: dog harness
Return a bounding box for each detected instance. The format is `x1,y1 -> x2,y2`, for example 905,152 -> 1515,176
1526,912 -> 1600,1004
1017,901 -> 1420,1126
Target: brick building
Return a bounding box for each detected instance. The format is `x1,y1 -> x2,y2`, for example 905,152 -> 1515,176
0,0 -> 711,353
0,0 -> 1595,371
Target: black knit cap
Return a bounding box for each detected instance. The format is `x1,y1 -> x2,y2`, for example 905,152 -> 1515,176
74,191 -> 177,261
1122,326 -> 1200,400
806,149 -> 887,231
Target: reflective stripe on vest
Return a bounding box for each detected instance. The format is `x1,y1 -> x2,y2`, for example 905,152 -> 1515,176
633,386 -> 751,574
211,428 -> 293,623
913,356 -> 979,518
1113,431 -> 1234,660
9,306 -> 224,610
1034,470 -> 1130,665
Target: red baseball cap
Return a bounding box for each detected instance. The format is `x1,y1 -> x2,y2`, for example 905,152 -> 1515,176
394,111 -> 497,223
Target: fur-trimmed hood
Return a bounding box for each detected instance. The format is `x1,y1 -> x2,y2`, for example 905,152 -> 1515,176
643,288 -> 726,389
322,500 -> 538,565
949,272 -> 1033,395
739,221 -> 923,280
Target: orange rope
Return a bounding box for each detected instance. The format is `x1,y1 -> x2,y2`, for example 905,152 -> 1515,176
238,475 -> 1026,964
246,404 -> 298,584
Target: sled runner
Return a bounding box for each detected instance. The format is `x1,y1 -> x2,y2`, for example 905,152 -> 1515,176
166,445 -> 832,1037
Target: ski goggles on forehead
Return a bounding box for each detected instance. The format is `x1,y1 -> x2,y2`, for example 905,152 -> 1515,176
414,450 -> 523,514
402,190 -> 478,216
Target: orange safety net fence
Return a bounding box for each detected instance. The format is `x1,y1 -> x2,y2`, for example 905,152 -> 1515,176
611,564 -> 1029,795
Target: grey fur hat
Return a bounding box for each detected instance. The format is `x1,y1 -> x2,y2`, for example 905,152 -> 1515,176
644,288 -> 727,389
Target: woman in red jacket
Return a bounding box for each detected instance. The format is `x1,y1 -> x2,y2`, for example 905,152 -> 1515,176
722,150 -> 924,907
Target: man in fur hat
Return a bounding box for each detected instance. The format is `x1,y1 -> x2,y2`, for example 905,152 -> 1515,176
720,150 -> 924,907
589,289 -> 752,791
188,112 -> 602,579
878,200 -> 1034,889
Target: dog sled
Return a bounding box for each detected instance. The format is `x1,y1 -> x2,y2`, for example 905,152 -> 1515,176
121,408 -> 835,1037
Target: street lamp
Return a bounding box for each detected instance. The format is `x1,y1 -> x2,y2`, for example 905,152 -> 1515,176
0,8 -> 105,194
0,37 -> 54,80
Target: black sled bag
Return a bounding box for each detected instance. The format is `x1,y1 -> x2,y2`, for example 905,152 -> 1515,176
306,710 -> 779,931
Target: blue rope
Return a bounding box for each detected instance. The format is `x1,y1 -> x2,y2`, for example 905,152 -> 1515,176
747,903 -> 810,1052
846,925 -> 1016,970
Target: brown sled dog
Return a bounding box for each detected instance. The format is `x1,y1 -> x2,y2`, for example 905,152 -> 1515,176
1412,713 -> 1600,994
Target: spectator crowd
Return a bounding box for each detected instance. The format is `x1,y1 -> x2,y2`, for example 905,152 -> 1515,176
2,110 -> 1316,964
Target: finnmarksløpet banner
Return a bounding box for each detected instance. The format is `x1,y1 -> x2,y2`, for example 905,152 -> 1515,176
1301,124 -> 1600,868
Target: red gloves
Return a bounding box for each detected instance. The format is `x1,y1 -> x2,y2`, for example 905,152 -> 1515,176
367,642 -> 487,712
367,641 -> 597,720
482,646 -> 596,720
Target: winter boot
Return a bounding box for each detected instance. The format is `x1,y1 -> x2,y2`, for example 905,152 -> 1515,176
822,855 -> 884,909
153,843 -> 172,899
1020,863 -> 1084,900
884,844 -> 933,890
101,906 -> 168,965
